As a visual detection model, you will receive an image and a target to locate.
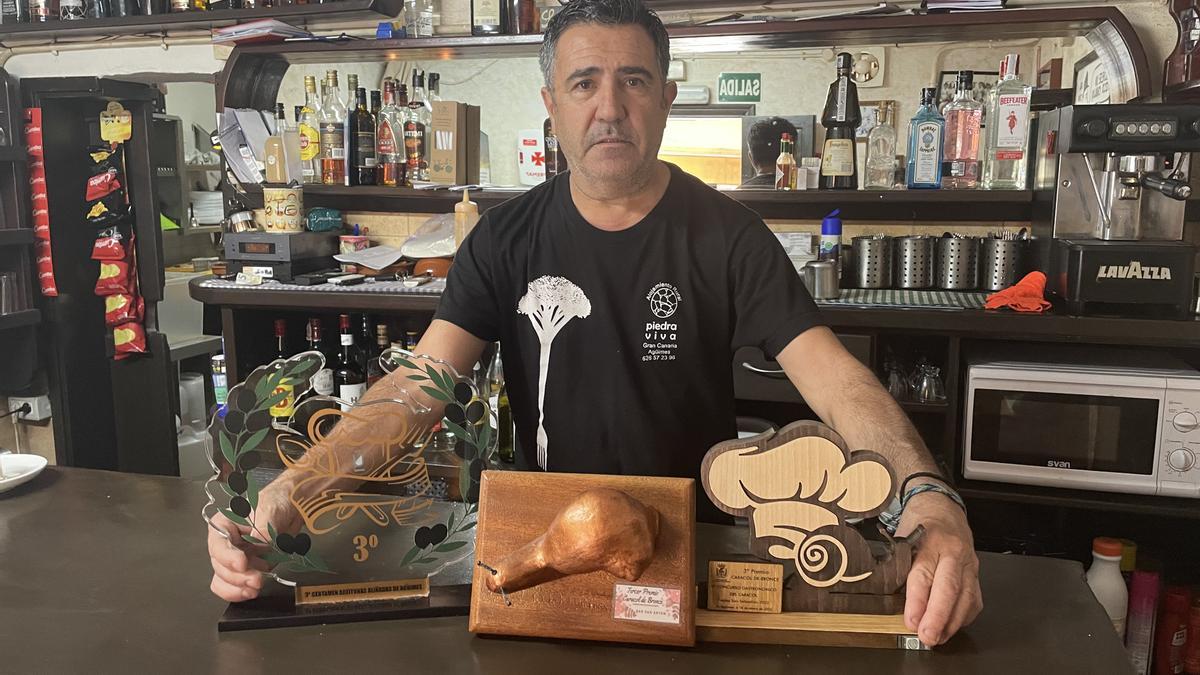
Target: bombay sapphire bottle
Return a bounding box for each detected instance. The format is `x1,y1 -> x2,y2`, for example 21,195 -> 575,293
906,87 -> 945,190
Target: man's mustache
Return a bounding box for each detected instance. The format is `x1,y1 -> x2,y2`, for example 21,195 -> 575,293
585,128 -> 636,147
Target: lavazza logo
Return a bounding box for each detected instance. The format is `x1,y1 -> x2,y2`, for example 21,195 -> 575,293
1095,260 -> 1173,281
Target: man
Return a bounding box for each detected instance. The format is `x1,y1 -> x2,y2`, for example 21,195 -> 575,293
739,116 -> 797,189
208,0 -> 981,646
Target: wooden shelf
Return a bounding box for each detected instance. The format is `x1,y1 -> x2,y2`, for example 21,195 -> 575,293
218,7 -> 1152,110
0,0 -> 401,43
898,400 -> 949,414
0,229 -> 33,246
958,480 -> 1200,521
0,308 -> 40,331
237,182 -> 1035,221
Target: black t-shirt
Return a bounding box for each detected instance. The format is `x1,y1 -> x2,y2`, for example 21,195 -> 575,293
434,163 -> 824,521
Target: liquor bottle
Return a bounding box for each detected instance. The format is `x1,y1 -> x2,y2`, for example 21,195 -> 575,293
307,318 -> 336,398
334,314 -> 366,412
404,0 -> 432,36
942,70 -> 983,189
505,0 -> 537,33
487,348 -> 514,464
370,89 -> 381,119
348,88 -> 377,186
270,319 -> 296,423
30,0 -> 55,21
907,87 -> 945,190
404,329 -> 420,351
2,0 -> 31,23
543,117 -> 561,180
377,80 -> 406,188
819,52 -> 860,190
356,314 -> 374,373
471,0 -> 503,35
319,71 -> 347,185
864,101 -> 898,190
263,104 -> 288,183
774,132 -> 797,191
366,323 -> 390,387
345,74 -> 358,113
406,70 -> 432,182
982,53 -> 1033,190
298,75 -> 322,184
427,73 -> 442,102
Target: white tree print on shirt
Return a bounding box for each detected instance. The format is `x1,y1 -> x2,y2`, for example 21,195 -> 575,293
517,276 -> 592,470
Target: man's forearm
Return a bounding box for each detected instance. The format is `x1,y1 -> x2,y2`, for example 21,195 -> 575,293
821,361 -> 942,488
776,327 -> 942,493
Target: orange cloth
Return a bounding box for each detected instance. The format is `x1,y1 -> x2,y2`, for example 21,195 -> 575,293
985,271 -> 1052,313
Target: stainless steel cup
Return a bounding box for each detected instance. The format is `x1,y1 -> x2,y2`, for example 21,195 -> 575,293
802,260 -> 840,300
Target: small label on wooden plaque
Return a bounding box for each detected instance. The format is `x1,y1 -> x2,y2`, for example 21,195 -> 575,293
294,578 -> 430,606
707,560 -> 783,614
612,584 -> 682,625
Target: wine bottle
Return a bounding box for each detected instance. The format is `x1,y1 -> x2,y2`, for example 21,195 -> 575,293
819,52 -> 861,190
334,314 -> 366,412
348,87 -> 377,186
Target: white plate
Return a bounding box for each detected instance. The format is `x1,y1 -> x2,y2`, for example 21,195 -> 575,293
0,454 -> 48,494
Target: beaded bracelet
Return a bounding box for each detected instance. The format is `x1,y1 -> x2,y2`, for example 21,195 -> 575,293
879,483 -> 968,535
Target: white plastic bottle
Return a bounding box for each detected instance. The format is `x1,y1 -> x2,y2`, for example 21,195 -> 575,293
1086,536 -> 1128,639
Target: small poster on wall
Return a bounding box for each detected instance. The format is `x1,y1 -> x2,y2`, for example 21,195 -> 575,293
1073,52 -> 1111,105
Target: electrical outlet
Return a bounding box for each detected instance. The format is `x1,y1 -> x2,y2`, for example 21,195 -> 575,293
9,395 -> 51,422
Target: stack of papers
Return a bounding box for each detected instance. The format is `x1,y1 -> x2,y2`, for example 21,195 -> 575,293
774,232 -> 816,274
213,20 -> 311,44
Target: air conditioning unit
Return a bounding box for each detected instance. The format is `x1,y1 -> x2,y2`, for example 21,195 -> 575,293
674,85 -> 710,105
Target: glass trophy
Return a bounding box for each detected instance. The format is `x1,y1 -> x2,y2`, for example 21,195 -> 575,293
202,348 -> 499,620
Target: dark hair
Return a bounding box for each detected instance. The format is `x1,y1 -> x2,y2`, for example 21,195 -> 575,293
539,0 -> 671,89
747,117 -> 798,169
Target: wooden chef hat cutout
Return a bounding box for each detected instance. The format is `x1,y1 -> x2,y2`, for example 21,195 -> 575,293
702,421 -> 918,613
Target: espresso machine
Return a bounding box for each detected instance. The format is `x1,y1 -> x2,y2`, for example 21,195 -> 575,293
1033,104 -> 1198,318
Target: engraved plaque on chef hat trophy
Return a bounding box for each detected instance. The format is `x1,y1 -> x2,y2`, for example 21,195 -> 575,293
202,349 -> 499,630
697,420 -> 926,650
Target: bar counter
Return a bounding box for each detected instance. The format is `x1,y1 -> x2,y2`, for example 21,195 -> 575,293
1,467 -> 1132,673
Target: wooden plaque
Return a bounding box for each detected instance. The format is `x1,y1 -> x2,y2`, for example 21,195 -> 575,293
707,560 -> 783,614
469,471 -> 696,647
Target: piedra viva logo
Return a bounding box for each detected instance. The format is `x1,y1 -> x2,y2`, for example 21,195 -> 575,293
647,282 -> 682,319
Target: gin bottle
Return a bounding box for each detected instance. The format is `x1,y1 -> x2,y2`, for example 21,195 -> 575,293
907,87 -> 945,189
864,101 -> 898,190
981,53 -> 1033,190
942,70 -> 983,189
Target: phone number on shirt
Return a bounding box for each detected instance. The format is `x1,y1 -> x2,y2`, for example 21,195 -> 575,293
642,343 -> 677,362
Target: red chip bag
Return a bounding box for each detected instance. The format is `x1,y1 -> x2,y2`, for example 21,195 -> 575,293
113,322 -> 146,360
91,227 -> 125,261
104,293 -> 143,326
85,167 -> 122,202
94,260 -> 130,296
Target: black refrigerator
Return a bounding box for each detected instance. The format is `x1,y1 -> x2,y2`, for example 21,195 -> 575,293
23,77 -> 178,474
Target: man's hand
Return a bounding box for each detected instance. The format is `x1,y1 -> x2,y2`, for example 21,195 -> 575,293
896,491 -> 983,646
207,482 -> 299,603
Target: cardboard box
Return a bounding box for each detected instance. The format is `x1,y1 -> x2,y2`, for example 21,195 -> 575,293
431,100 -> 481,185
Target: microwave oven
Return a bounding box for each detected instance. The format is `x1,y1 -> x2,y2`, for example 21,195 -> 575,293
963,360 -> 1200,498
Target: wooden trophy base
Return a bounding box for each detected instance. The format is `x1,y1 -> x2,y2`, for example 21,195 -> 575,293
217,583 -> 471,632
695,608 -> 924,650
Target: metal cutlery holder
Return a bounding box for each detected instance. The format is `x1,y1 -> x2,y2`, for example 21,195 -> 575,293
936,236 -> 979,290
894,236 -> 934,289
852,235 -> 893,289
980,238 -> 1025,291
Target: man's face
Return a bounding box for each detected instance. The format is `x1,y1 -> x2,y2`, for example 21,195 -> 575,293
542,23 -> 676,187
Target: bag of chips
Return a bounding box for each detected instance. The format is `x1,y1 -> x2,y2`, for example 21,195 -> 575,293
113,322 -> 146,360
91,226 -> 126,261
95,260 -> 131,296
86,195 -> 130,227
85,167 -> 123,202
104,293 -> 143,327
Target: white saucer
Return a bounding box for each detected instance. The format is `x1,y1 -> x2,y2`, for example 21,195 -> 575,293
0,454 -> 48,494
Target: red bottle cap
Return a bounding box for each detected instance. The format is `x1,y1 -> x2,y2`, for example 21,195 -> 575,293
1092,537 -> 1122,558
339,314 -> 351,331
274,319 -> 286,337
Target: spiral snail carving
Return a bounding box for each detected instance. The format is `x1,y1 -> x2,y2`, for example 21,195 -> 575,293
795,533 -> 872,588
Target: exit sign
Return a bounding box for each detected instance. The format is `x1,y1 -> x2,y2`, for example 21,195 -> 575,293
718,72 -> 761,103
